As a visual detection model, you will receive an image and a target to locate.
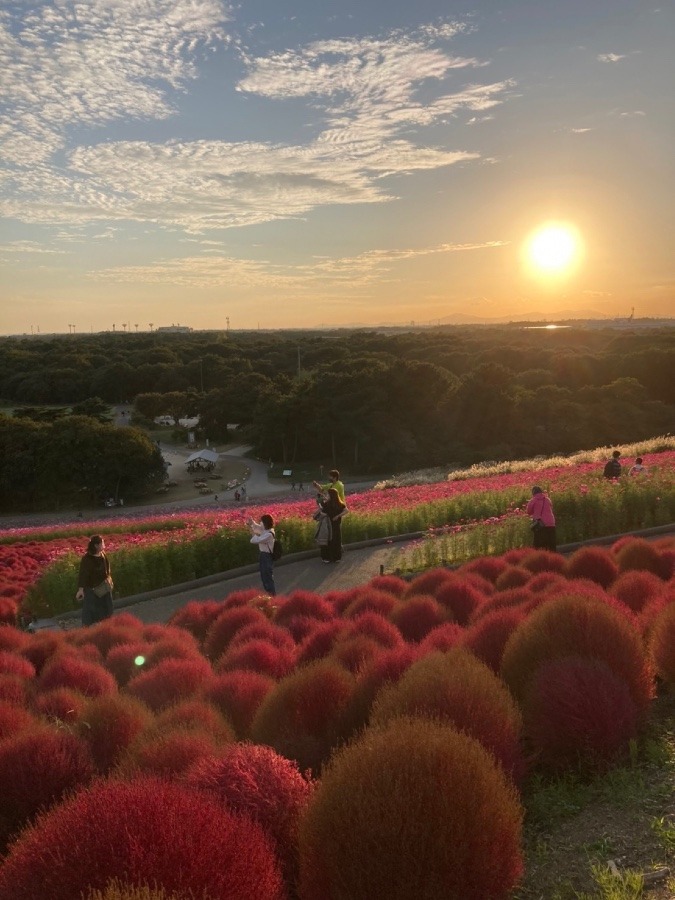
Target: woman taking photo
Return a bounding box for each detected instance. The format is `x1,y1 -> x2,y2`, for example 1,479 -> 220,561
75,535 -> 114,626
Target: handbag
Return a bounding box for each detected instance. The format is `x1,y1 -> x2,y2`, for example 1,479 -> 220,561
530,519 -> 544,531
92,580 -> 111,598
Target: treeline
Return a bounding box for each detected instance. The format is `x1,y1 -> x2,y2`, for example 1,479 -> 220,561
0,416 -> 165,511
1,327 -> 673,472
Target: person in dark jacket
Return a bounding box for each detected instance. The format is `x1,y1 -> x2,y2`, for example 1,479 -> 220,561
75,535 -> 113,626
318,487 -> 348,562
603,450 -> 622,479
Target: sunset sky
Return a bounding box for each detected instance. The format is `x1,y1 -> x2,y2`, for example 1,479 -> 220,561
1,0 -> 673,334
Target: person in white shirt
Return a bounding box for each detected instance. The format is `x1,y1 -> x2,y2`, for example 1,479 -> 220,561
247,514 -> 276,595
629,457 -> 646,475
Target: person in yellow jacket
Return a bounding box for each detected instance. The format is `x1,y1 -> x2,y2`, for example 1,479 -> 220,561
312,469 -> 345,503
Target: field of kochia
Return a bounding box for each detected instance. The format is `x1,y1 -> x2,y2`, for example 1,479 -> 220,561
0,441 -> 673,621
0,436 -> 673,897
0,532 -> 673,898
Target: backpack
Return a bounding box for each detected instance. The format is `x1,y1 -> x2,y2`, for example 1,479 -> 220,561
271,538 -> 283,562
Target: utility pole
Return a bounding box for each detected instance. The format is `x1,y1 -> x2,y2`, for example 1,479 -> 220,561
149,323 -> 153,332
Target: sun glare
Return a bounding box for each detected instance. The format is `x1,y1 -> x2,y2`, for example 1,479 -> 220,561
523,222 -> 583,278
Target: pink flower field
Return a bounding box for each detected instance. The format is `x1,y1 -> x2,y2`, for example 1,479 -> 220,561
2,449 -> 673,624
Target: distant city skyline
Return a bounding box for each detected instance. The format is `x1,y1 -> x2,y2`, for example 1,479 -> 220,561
1,0 -> 673,335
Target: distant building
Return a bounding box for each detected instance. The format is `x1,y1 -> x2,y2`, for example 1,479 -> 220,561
156,324 -> 193,333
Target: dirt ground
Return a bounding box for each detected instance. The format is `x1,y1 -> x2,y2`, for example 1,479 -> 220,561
152,445 -> 250,506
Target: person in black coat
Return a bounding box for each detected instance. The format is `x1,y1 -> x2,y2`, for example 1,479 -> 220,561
319,487 -> 347,562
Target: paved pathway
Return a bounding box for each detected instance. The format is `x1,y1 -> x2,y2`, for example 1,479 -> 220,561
114,542 -> 402,625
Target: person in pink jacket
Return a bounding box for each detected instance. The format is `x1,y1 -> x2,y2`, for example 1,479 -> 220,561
526,486 -> 557,552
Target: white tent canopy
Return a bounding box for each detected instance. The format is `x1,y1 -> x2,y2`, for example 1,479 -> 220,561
185,449 -> 219,465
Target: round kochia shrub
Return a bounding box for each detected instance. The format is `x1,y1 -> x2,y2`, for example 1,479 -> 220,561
126,656 -> 214,711
523,656 -> 640,773
77,694 -> 153,774
251,659 -> 356,774
297,717 -> 523,900
501,595 -> 654,719
186,743 -> 314,890
0,725 -> 95,848
84,882 -> 185,900
649,602 -> 675,686
0,777 -> 285,900
370,649 -> 524,781
38,653 -> 117,699
461,607 -> 527,674
565,546 -> 618,588
389,595 -> 445,642
203,606 -> 269,662
204,671 -> 275,739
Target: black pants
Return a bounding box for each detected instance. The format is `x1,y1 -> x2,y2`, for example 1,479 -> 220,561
533,525 -> 557,552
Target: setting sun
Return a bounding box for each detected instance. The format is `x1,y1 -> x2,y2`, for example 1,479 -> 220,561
523,222 -> 583,278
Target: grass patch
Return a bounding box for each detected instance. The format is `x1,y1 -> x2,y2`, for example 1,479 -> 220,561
515,691 -> 675,899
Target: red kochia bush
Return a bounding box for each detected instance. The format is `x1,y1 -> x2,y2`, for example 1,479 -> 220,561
297,717 -> 523,900
463,555 -> 509,584
0,650 -> 35,679
296,620 -> 347,665
649,602 -> 675,686
345,612 -> 403,649
155,699 -> 235,746
494,566 -> 532,592
228,622 -> 296,654
166,599 -> 225,644
0,598 -> 18,626
204,671 -> 276,739
221,588 -> 265,610
419,622 -> 464,654
21,633 -> 67,674
203,607 -> 268,661
435,577 -> 485,625
38,653 -> 117,698
77,694 -> 153,774
0,700 -> 37,740
273,591 -> 335,627
341,645 -> 420,739
0,776 -> 285,900
0,673 -> 30,706
68,619 -> 142,657
330,635 -> 382,674
501,595 -> 654,720
33,687 -> 88,723
0,627 -> 29,653
0,725 -> 95,849
216,640 -> 296,680
615,537 -> 671,578
609,570 -> 666,613
389,595 -> 445,642
523,656 -> 640,773
251,660 -> 356,774
461,607 -> 527,674
565,546 -> 619,588
187,743 -> 314,889
126,656 -> 214,712
106,642 -> 152,687
367,574 -> 408,596
404,568 -> 456,598
343,588 -> 398,618
371,649 -> 524,781
116,728 -> 219,779
520,549 -> 567,574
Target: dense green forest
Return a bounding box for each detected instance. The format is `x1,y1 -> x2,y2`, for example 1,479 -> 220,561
0,326 -> 673,482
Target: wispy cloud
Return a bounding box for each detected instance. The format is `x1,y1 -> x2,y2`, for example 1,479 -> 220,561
597,52 -> 627,63
93,239 -> 506,290
0,1 -> 230,166
0,12 -> 512,233
0,240 -> 65,254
